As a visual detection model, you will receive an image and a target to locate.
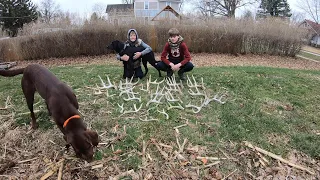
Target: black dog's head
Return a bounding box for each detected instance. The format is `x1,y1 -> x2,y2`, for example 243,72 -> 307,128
107,40 -> 125,54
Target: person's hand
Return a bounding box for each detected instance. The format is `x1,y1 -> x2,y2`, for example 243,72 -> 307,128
169,63 -> 175,70
121,54 -> 129,61
174,63 -> 182,71
171,63 -> 181,71
133,52 -> 142,60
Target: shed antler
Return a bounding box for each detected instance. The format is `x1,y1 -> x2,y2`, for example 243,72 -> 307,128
123,103 -> 143,114
98,75 -> 116,89
187,75 -> 206,96
146,85 -> 165,106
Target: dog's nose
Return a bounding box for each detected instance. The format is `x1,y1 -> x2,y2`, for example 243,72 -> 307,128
106,48 -> 113,53
83,155 -> 93,162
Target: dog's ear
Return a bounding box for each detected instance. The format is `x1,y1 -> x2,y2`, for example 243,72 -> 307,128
85,130 -> 99,146
116,40 -> 123,51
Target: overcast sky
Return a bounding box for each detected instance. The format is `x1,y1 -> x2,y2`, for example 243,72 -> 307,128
31,0 -> 303,19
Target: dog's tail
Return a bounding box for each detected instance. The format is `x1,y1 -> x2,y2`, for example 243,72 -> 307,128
0,68 -> 25,77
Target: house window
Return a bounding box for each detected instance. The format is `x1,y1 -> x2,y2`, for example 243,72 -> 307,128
145,1 -> 149,9
166,2 -> 171,6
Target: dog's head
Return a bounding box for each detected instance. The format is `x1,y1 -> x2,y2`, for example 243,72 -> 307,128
106,40 -> 125,54
65,130 -> 99,161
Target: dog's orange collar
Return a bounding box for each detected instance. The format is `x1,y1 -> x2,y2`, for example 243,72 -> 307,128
63,115 -> 81,128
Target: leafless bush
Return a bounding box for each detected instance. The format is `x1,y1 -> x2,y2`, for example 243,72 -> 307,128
0,17 -> 305,61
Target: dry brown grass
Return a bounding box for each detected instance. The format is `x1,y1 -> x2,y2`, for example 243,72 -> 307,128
0,18 -> 305,61
12,53 -> 320,71
0,55 -> 320,179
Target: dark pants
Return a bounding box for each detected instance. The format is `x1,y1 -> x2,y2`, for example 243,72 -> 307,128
123,65 -> 143,79
156,60 -> 194,75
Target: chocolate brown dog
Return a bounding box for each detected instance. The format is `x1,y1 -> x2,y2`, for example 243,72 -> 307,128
0,64 -> 98,161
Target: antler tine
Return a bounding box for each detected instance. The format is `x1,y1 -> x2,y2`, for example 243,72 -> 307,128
106,89 -> 116,97
146,86 -> 165,107
201,77 -> 205,90
139,116 -> 159,122
118,80 -> 123,90
202,92 -> 227,105
119,88 -> 135,96
106,75 -> 116,89
98,75 -> 107,88
191,74 -> 198,87
132,78 -> 140,86
140,84 -> 148,92
157,109 -> 169,120
187,75 -> 202,89
117,103 -> 124,113
98,75 -> 115,89
165,75 -> 181,92
165,90 -> 182,103
123,90 -> 141,102
167,102 -> 184,110
123,103 -> 143,114
129,75 -> 134,84
94,84 -> 103,95
185,102 -> 203,114
186,75 -> 193,88
149,78 -> 165,85
212,93 -> 227,104
179,80 -> 184,89
188,88 -> 206,97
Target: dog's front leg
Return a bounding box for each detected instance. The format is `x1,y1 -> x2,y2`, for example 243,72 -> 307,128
63,135 -> 71,151
45,101 -> 52,116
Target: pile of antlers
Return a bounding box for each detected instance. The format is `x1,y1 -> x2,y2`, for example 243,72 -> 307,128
186,75 -> 227,113
92,74 -> 228,119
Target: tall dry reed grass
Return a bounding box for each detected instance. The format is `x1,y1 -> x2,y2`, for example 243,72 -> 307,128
0,18 -> 305,61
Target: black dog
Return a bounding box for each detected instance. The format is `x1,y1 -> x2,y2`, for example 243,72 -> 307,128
107,40 -> 161,78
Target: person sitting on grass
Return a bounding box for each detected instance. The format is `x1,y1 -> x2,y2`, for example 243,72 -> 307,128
116,29 -> 152,79
156,28 -> 194,80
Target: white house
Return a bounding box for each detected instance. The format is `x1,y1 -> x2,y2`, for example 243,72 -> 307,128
106,0 -> 181,24
299,19 -> 320,47
134,0 -> 181,21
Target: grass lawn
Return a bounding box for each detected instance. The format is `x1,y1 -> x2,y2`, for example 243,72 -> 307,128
0,64 -> 319,178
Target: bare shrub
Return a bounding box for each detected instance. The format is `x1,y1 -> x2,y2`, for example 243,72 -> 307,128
0,17 -> 305,61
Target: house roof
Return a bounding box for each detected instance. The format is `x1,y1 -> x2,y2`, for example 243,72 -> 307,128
106,4 -> 133,13
158,0 -> 181,2
302,19 -> 320,34
151,5 -> 181,21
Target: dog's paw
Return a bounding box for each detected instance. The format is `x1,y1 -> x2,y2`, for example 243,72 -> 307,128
31,123 -> 39,130
65,144 -> 71,151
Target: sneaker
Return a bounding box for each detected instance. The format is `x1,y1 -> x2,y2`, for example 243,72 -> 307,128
167,70 -> 173,77
178,72 -> 186,80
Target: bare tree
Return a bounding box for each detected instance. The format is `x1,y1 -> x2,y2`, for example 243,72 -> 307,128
196,0 -> 258,18
179,0 -> 192,12
92,2 -> 106,18
297,0 -> 319,23
38,0 -> 61,23
291,11 -> 305,24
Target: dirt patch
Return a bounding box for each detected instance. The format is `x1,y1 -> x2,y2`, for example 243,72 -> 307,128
9,53 -> 320,70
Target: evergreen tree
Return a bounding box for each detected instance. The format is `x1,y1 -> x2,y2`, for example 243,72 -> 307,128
256,0 -> 292,19
0,0 -> 38,37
